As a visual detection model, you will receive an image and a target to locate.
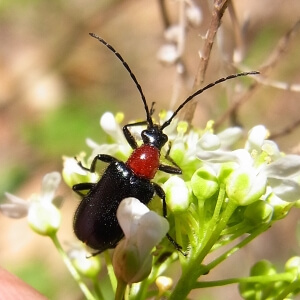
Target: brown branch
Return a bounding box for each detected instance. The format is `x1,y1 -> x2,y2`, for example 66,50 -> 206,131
193,0 -> 229,89
214,19 -> 300,129
182,0 -> 229,123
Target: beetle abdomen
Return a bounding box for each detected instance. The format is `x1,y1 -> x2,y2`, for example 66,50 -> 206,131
74,161 -> 155,252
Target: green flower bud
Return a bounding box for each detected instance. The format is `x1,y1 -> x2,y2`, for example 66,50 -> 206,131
226,168 -> 267,206
244,200 -> 273,225
164,176 -> 190,213
250,260 -> 277,276
285,256 -> 300,276
218,162 -> 236,183
265,193 -> 293,220
28,201 -> 61,236
71,251 -> 101,278
113,240 -> 152,284
239,260 -> 277,299
191,166 -> 219,201
169,141 -> 185,166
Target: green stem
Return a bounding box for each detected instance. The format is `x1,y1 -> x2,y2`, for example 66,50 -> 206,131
207,224 -> 269,271
92,278 -> 104,300
103,250 -> 117,293
115,279 -> 127,300
192,272 -> 294,288
273,279 -> 300,300
50,234 -> 96,300
169,199 -> 237,299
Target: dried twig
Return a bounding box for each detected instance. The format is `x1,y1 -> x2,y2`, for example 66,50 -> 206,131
214,19 -> 300,129
183,0 -> 229,123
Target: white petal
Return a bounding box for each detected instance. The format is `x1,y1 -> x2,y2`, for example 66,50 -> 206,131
63,157 -> 87,176
136,211 -> 169,258
100,112 -> 128,146
268,178 -> 300,202
261,140 -> 281,160
246,125 -> 268,152
263,155 -> 300,178
41,172 -> 61,203
197,149 -> 252,167
117,198 -> 149,238
0,193 -> 29,218
217,127 -> 243,149
198,133 -> 220,150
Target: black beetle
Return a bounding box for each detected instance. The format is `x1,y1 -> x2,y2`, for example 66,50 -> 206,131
72,32 -> 259,255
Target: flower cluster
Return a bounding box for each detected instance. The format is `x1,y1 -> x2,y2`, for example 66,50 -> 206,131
2,111 -> 300,300
63,112 -> 300,287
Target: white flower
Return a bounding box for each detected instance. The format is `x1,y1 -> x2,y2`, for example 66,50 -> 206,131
197,125 -> 300,204
113,198 -> 169,283
62,156 -> 98,188
157,44 -> 180,65
86,112 -> 133,161
1,172 -> 62,235
186,3 -> 203,27
69,247 -> 101,278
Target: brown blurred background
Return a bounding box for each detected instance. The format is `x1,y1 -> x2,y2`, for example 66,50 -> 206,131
1,0 -> 300,299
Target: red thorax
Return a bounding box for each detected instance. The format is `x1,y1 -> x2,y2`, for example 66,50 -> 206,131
126,144 -> 160,179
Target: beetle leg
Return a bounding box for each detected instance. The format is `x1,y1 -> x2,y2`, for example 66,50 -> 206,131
159,163 -> 182,174
72,182 -> 96,196
159,142 -> 182,174
123,120 -> 148,149
153,183 -> 186,256
77,154 -> 120,173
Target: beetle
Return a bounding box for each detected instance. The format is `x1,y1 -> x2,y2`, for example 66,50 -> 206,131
72,32 -> 259,255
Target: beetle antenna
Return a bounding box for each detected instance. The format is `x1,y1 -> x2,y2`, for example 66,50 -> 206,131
160,71 -> 259,130
89,33 -> 153,126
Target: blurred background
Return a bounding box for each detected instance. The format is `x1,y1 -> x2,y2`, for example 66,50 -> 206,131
1,0 -> 300,299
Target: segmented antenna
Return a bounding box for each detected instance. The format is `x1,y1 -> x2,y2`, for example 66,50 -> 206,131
160,71 -> 259,130
89,33 -> 153,127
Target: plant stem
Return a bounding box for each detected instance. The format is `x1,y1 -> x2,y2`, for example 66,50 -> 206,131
115,279 -> 127,300
207,224 -> 270,271
169,200 -> 237,299
192,272 -> 294,288
50,234 -> 96,300
104,250 -> 117,293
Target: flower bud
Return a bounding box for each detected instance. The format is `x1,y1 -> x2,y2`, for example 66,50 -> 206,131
250,260 -> 277,276
265,193 -> 293,220
70,249 -> 101,278
113,198 -> 169,284
28,201 -> 61,236
226,168 -> 267,206
157,44 -> 179,65
186,5 -> 202,27
243,200 -> 273,225
285,256 -> 300,275
191,165 -> 219,201
164,176 -> 190,213
113,240 -> 152,284
156,276 -> 173,296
